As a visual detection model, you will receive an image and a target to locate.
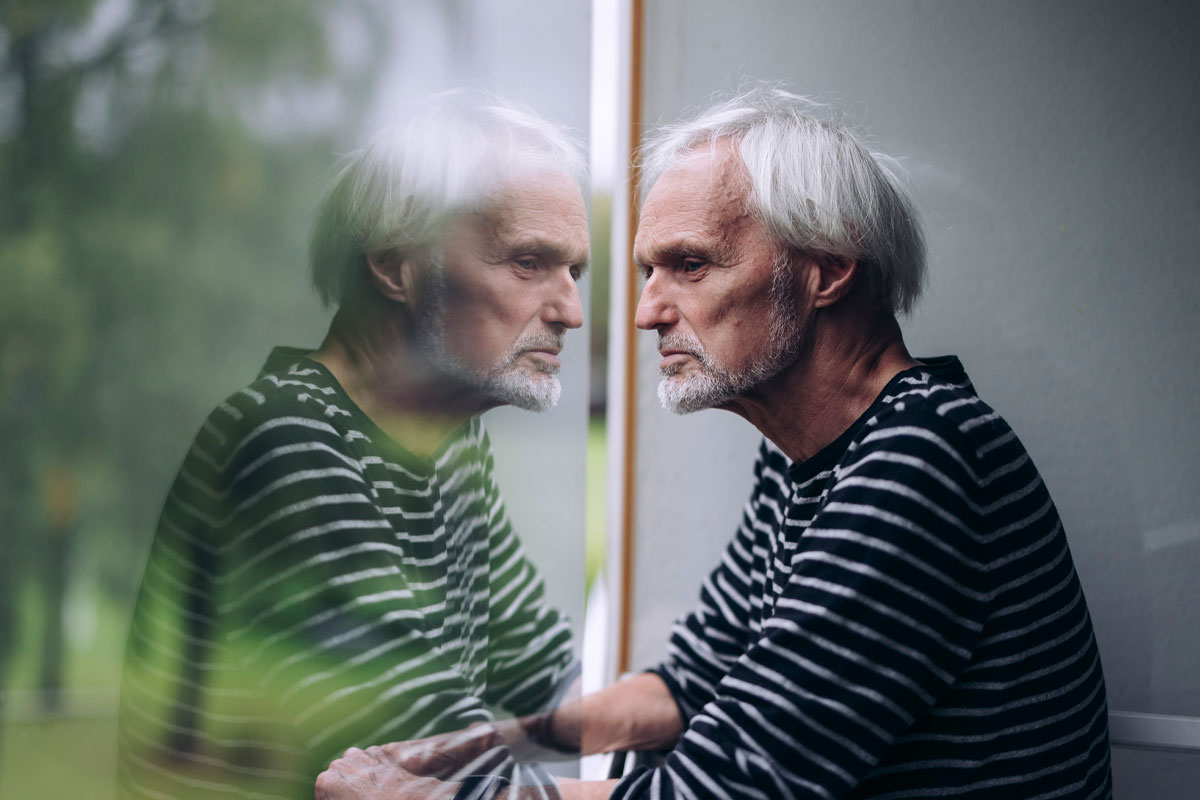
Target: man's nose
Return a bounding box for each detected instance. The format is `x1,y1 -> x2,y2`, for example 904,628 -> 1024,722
634,272 -> 677,330
544,271 -> 584,330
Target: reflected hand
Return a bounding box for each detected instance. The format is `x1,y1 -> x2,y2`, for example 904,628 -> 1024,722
376,722 -> 511,780
316,746 -> 454,800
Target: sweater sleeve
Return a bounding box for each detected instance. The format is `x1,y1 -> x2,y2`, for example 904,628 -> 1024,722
119,392 -> 485,800
613,408 -> 989,800
214,399 -> 482,751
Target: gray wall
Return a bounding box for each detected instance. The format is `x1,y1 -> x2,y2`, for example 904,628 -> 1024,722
629,1 -> 1200,795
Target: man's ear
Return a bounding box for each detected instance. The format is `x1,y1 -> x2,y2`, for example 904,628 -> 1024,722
365,250 -> 418,304
810,255 -> 858,309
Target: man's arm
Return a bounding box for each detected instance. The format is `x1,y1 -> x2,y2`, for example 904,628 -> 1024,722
378,672 -> 682,781
511,672 -> 684,757
123,387 -> 515,800
372,444 -> 782,781
605,407 -> 990,799
317,747 -> 622,800
541,779 -> 620,800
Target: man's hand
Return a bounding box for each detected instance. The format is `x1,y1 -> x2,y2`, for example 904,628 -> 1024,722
376,722 -> 510,780
316,673 -> 678,800
315,747 -> 455,800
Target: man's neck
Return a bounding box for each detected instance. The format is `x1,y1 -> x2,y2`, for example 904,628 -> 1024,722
308,307 -> 487,459
723,310 -> 917,464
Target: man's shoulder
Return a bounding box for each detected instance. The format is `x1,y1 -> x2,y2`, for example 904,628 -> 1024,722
188,351 -> 359,469
853,359 -> 1021,476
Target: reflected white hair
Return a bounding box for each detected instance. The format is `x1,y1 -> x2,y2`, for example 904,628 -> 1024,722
309,91 -> 587,308
640,83 -> 926,315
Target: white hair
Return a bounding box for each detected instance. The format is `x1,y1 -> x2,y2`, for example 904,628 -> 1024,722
309,91 -> 587,308
640,83 -> 926,315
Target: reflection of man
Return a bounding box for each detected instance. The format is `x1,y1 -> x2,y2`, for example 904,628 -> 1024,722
319,86 -> 1112,799
117,96 -> 589,800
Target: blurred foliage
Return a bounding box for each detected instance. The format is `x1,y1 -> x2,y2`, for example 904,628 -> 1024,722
587,192 -> 610,411
1,716 -> 115,797
0,0 -> 389,702
585,417 -> 605,587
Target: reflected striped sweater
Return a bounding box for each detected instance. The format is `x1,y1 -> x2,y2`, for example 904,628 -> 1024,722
117,348 -> 576,800
615,357 -> 1112,800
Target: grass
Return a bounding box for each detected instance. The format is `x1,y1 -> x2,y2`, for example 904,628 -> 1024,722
0,578 -> 126,798
586,416 -> 607,589
4,579 -> 130,693
0,716 -> 117,800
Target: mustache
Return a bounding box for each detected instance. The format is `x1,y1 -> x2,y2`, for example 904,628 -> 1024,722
513,330 -> 566,353
505,330 -> 567,374
657,332 -> 706,358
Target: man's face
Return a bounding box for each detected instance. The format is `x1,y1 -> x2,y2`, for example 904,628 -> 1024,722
421,170 -> 589,411
634,141 -> 806,413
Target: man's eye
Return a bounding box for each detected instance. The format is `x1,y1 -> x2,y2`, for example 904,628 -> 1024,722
682,260 -> 705,273
515,257 -> 537,271
570,265 -> 583,281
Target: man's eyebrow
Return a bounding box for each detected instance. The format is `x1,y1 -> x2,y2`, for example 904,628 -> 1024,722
503,237 -> 591,267
638,238 -> 724,265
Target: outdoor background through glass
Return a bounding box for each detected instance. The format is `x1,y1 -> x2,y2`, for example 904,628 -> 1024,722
0,1 -> 596,796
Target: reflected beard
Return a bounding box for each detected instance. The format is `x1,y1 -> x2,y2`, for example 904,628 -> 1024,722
418,262 -> 563,412
657,254 -> 806,414
484,333 -> 564,412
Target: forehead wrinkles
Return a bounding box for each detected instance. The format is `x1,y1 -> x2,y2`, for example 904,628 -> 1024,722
460,176 -> 588,261
639,141 -> 759,257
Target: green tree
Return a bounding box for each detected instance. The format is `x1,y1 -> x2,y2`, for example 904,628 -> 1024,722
0,0 -> 387,719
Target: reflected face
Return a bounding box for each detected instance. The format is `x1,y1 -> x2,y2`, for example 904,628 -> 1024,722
634,142 -> 805,413
422,170 -> 589,411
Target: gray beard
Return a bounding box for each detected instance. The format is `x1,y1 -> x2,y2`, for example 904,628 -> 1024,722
417,262 -> 563,412
657,254 -> 805,414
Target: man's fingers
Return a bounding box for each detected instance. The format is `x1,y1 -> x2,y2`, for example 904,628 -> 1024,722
341,746 -> 376,765
381,742 -> 423,766
379,741 -> 407,761
314,768 -> 344,799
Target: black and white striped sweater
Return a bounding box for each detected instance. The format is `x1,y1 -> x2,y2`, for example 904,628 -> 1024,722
117,347 -> 576,800
616,356 -> 1112,800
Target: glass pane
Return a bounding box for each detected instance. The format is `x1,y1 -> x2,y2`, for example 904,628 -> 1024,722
0,2 -> 592,798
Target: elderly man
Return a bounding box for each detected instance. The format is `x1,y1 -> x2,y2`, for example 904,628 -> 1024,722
117,95 -> 589,800
318,87 -> 1113,799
